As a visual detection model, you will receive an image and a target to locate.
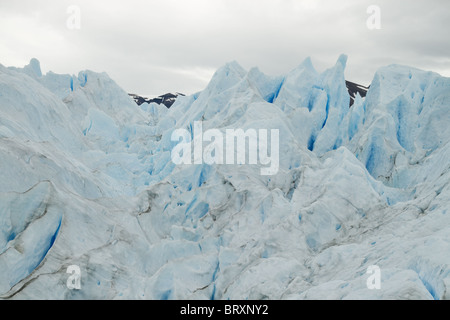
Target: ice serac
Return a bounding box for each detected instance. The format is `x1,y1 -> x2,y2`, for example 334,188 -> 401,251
23,58 -> 42,78
349,64 -> 450,187
270,55 -> 350,156
0,56 -> 449,300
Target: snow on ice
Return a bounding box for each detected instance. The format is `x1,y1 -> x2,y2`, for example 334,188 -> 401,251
0,55 -> 449,299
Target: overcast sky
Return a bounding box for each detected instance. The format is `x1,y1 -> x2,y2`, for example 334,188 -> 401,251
1,0 -> 449,96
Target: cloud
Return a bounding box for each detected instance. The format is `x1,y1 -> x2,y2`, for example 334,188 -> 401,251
1,0 -> 449,95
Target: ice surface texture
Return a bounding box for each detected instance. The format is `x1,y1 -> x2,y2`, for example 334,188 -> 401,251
0,55 -> 449,299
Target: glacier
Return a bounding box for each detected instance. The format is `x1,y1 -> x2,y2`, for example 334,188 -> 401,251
0,55 -> 449,300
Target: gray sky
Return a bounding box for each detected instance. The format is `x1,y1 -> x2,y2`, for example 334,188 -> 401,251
1,0 -> 449,96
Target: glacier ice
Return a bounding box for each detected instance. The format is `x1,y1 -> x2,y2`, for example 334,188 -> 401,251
0,56 -> 449,300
